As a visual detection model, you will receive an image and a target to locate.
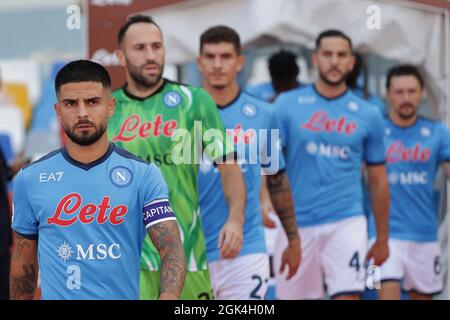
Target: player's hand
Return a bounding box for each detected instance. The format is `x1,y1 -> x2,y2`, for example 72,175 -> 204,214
218,219 -> 243,259
280,237 -> 301,280
366,239 -> 389,266
261,199 -> 277,228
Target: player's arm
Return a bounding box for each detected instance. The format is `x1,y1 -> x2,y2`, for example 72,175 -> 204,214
216,161 -> 246,259
148,220 -> 186,300
366,164 -> 390,266
267,170 -> 301,279
260,175 -> 276,228
10,232 -> 38,300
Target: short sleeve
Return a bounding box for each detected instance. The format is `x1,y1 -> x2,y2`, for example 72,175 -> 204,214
11,170 -> 39,238
437,122 -> 450,162
364,107 -> 386,165
273,93 -> 289,149
195,89 -> 235,163
260,107 -> 286,175
140,164 -> 176,229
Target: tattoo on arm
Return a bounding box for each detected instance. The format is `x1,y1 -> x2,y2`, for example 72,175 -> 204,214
10,234 -> 38,300
148,220 -> 186,298
267,172 -> 299,240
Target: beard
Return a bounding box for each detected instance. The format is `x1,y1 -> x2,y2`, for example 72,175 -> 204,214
319,68 -> 348,86
64,119 -> 106,146
126,57 -> 164,90
397,103 -> 417,120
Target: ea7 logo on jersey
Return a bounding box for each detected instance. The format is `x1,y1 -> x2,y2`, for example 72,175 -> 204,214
39,171 -> 64,182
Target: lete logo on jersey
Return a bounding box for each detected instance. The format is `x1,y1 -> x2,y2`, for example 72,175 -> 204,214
111,114 -> 178,142
386,141 -> 431,163
47,193 -> 128,227
301,110 -> 357,135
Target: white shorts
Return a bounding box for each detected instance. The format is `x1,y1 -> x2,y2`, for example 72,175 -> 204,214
372,238 -> 443,295
274,215 -> 368,299
208,253 -> 270,300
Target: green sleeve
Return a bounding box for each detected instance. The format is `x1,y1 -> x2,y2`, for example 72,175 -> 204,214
194,88 -> 235,163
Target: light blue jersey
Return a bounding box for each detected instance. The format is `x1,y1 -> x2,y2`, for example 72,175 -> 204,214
245,82 -> 276,102
12,143 -> 176,300
368,117 -> 450,242
274,84 -> 385,227
198,91 -> 285,262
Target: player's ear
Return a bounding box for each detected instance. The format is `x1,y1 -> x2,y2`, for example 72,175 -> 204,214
312,51 -> 318,67
115,49 -> 126,67
196,56 -> 204,73
54,103 -> 63,122
109,97 -> 115,117
237,54 -> 245,73
348,53 -> 356,72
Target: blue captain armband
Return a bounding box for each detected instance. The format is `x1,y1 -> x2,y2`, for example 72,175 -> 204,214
142,199 -> 176,228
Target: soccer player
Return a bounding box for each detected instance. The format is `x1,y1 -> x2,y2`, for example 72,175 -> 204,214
108,15 -> 246,300
246,50 -> 301,103
10,60 -> 186,300
197,25 -> 300,299
370,65 -> 450,300
273,29 -> 390,300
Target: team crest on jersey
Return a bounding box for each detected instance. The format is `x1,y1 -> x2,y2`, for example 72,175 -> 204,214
109,166 -> 133,188
163,91 -> 182,108
241,103 -> 258,118
420,126 -> 431,138
347,101 -> 359,112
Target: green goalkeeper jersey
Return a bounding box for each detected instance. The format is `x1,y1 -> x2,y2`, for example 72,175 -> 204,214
108,79 -> 232,272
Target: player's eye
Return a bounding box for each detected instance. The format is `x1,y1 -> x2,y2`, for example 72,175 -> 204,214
65,100 -> 77,107
88,99 -> 100,106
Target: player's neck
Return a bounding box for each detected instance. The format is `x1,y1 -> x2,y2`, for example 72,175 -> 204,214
389,111 -> 418,128
205,82 -> 240,107
65,135 -> 110,165
125,77 -> 164,99
314,79 -> 347,99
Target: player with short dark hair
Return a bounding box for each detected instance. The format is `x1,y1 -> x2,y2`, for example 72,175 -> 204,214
109,15 -> 246,300
197,25 -> 300,299
273,29 -> 389,300
10,60 -> 186,300
370,64 -> 448,300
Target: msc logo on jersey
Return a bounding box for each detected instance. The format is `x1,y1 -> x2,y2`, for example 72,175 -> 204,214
109,166 -> 133,188
57,241 -> 121,262
57,241 -> 74,262
241,103 -> 258,118
163,91 -> 182,108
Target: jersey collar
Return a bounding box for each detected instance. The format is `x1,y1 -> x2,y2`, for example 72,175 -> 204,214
387,115 -> 420,130
217,90 -> 242,109
61,142 -> 115,171
122,78 -> 168,101
312,84 -> 349,101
